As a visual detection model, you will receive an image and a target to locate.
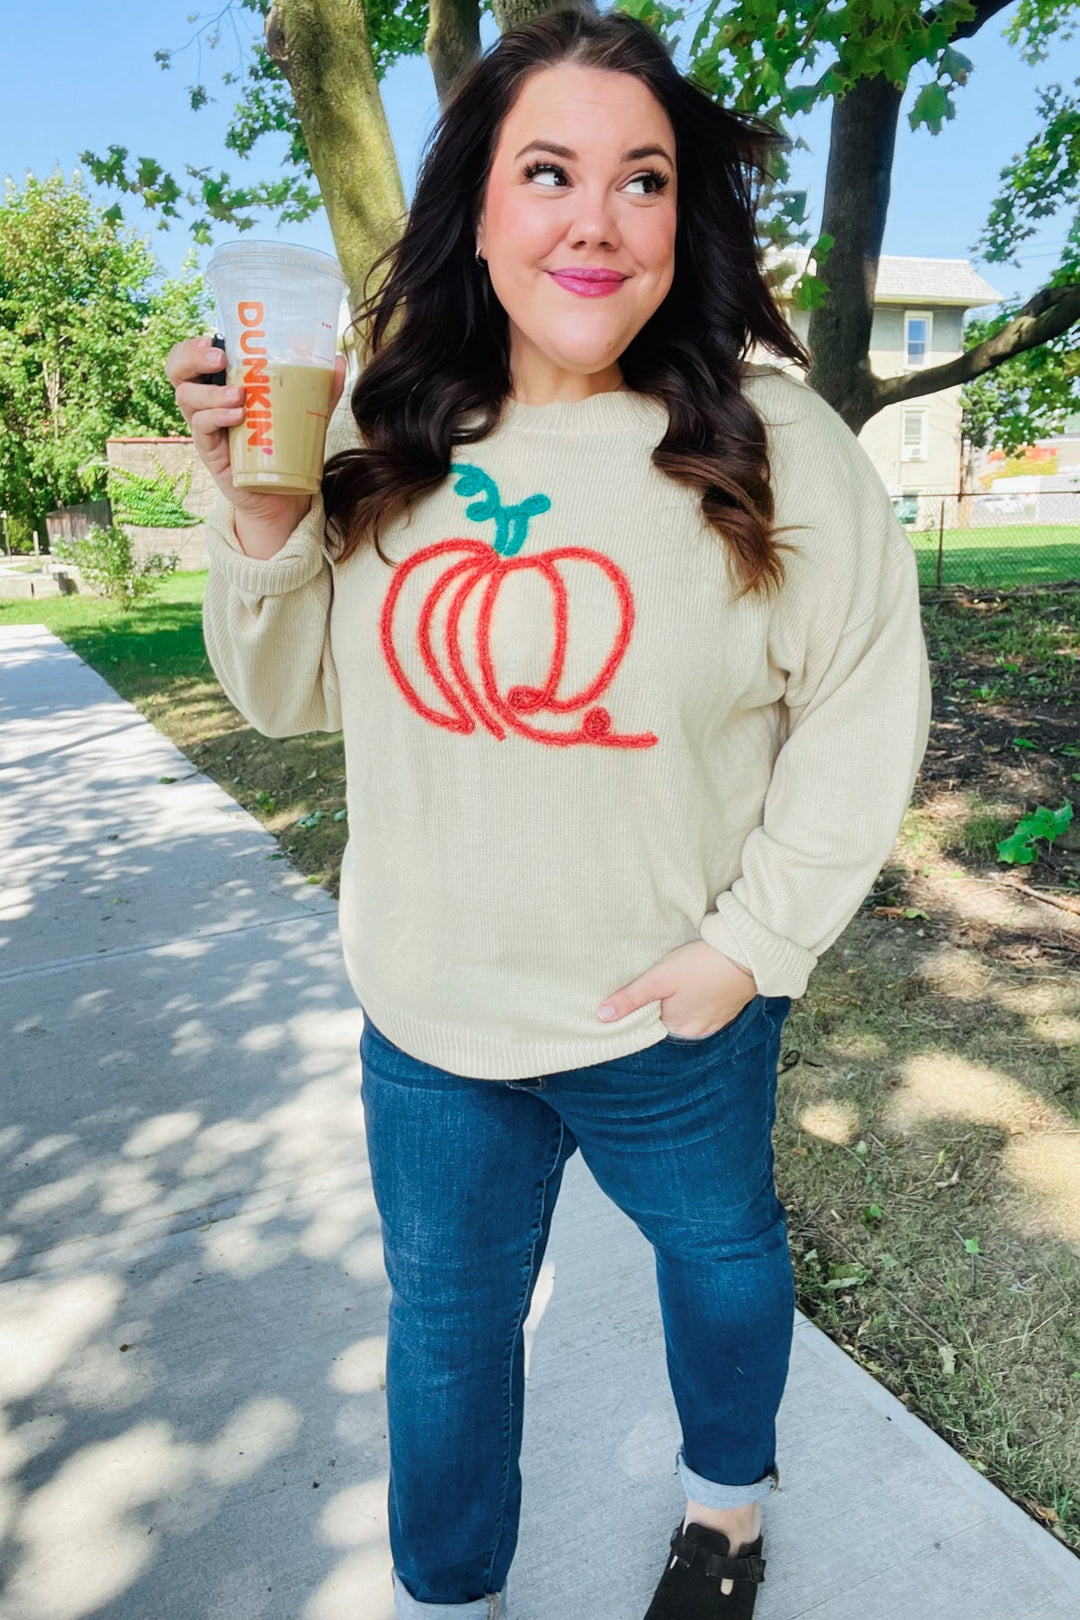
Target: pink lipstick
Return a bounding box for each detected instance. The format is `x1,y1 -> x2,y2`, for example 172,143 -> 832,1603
548,268 -> 628,298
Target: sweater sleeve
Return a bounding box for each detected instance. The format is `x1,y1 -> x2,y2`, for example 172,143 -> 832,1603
200,403 -> 358,739
699,474 -> 933,999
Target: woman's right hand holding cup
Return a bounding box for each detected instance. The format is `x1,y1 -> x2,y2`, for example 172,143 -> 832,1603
165,333 -> 345,558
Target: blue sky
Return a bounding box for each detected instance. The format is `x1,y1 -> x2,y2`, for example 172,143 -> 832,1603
2,1 -> 1076,315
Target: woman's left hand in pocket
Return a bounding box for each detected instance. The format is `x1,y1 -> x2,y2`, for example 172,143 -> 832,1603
597,940 -> 758,1037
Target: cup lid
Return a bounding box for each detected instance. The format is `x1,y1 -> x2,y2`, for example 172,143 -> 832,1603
207,239 -> 347,286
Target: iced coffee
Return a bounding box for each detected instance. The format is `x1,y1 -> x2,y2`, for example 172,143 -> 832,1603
226,356 -> 335,497
205,242 -> 347,497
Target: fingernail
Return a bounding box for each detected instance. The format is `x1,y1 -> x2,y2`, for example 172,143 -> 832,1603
598,1005 -> 615,1022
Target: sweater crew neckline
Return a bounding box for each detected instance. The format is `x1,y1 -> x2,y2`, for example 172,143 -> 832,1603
497,388 -> 668,435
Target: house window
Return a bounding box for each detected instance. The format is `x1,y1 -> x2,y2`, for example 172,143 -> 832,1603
904,311 -> 932,368
901,408 -> 929,462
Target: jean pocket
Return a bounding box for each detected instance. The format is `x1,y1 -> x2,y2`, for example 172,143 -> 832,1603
663,993 -> 761,1045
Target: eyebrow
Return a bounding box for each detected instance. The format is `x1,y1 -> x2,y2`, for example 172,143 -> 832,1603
513,139 -> 675,168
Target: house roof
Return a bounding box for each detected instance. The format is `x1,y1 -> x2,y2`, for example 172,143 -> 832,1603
764,246 -> 1003,308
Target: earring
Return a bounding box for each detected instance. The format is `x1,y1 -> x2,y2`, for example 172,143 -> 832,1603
475,245 -> 486,264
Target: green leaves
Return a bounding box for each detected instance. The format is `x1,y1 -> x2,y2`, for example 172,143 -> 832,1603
0,172 -> 210,528
294,807 -> 347,830
908,81 -> 955,136
51,524 -> 179,613
613,0 -> 687,50
678,0 -> 1011,305
821,1264 -> 873,1290
682,0 -> 986,132
1006,0 -> 1080,70
996,801 -> 1074,865
789,231 -> 835,311
103,461 -> 201,530
960,294 -> 1080,457
974,79 -> 1080,268
939,45 -> 974,83
85,0 -> 428,241
80,142 -> 324,242
801,1248 -> 873,1290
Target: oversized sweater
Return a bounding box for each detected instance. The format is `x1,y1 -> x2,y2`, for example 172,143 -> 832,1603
201,363 -> 932,1080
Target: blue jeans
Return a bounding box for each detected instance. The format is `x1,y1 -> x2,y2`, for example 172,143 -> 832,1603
359,992 -> 795,1618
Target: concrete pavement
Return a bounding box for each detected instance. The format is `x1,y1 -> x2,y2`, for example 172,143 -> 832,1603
2,621 -> 1078,1619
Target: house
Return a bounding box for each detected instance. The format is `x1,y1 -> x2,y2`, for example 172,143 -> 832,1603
759,249 -> 1004,523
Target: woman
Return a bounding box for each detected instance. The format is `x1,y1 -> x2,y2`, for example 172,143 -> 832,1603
167,9 -> 931,1617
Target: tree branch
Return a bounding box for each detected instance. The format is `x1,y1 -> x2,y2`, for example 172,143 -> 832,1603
920,0 -> 1016,44
872,280 -> 1080,411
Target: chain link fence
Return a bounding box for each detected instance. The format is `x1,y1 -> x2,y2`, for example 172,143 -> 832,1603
893,488 -> 1080,592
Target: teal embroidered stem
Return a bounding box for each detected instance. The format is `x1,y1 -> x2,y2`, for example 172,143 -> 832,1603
451,462 -> 551,557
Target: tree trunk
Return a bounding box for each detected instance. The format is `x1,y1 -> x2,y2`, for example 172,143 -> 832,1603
268,0 -> 407,317
806,72 -> 904,434
427,0 -> 482,104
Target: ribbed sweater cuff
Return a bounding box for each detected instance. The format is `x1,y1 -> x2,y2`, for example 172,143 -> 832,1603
700,894 -> 817,999
203,490 -> 330,598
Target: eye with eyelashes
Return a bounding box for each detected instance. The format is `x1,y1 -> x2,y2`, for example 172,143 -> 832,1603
520,159 -> 671,196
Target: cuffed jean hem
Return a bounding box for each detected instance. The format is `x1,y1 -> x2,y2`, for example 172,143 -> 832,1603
392,1569 -> 508,1619
677,1446 -> 781,1509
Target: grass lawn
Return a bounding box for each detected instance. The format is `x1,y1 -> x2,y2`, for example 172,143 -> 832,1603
3,571 -> 1079,1551
908,523 -> 1080,589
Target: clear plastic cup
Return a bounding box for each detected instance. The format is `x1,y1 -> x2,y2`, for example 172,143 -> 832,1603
205,240 -> 347,496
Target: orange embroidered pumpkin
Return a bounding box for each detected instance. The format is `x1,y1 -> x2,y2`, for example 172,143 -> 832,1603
378,463 -> 659,750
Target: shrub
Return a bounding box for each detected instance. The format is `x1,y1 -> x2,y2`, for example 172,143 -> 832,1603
105,459 -> 202,529
52,523 -> 179,612
1,514 -> 39,555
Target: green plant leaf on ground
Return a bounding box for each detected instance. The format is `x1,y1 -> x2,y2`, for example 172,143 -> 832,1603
997,802 -> 1074,864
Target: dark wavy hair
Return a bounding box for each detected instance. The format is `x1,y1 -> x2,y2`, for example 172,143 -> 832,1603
322,5 -> 811,600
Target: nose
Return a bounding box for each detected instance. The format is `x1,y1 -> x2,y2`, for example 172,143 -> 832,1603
565,182 -> 622,252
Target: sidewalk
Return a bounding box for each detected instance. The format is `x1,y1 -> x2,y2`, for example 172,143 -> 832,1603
2,620 -> 1078,1620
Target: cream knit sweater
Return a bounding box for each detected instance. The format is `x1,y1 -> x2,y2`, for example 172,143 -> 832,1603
202,363 -> 932,1080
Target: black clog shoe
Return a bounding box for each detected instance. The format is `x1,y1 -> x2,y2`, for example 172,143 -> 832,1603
643,1521 -> 766,1620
